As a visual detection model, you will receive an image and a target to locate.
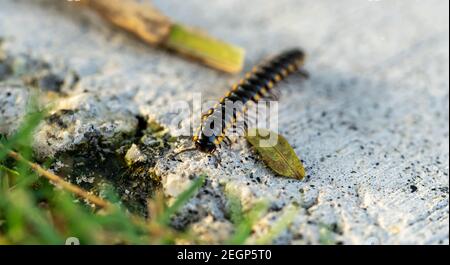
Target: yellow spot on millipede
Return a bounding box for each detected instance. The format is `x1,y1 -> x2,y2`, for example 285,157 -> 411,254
288,64 -> 296,72
260,87 -> 268,96
275,74 -> 282,82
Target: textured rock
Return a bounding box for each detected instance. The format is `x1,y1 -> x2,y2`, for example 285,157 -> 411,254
190,215 -> 235,244
33,93 -> 139,159
0,82 -> 29,135
125,144 -> 148,166
0,0 -> 448,244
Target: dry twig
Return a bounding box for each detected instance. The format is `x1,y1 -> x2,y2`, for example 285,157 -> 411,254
79,0 -> 245,73
1,144 -> 110,209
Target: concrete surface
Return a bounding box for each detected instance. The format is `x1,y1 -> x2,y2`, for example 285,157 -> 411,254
0,0 -> 448,244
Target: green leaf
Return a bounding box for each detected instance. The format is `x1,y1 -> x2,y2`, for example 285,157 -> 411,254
246,128 -> 306,180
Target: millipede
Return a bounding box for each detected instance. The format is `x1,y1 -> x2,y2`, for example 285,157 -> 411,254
181,48 -> 307,155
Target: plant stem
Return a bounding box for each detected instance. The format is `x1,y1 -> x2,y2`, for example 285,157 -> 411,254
81,0 -> 245,73
166,24 -> 245,74
0,144 -> 110,209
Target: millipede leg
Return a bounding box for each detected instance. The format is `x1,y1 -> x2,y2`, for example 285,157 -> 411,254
171,146 -> 197,159
267,89 -> 281,100
298,68 -> 310,79
223,136 -> 232,146
209,153 -> 222,167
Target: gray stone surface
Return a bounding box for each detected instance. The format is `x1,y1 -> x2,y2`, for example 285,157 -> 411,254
0,0 -> 448,244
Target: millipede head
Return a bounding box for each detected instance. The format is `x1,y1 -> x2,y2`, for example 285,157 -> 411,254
194,132 -> 217,153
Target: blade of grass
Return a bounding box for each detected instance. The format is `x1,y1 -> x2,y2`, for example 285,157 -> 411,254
5,190 -> 63,244
0,165 -> 19,177
51,192 -> 104,244
0,96 -> 45,161
158,174 -> 206,225
254,205 -> 297,244
1,198 -> 26,243
227,194 -> 244,225
319,224 -> 336,245
227,201 -> 268,245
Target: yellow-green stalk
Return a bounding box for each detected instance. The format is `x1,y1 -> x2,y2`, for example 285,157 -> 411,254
81,0 -> 245,73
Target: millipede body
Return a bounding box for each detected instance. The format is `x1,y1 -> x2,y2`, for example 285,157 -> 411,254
193,48 -> 306,153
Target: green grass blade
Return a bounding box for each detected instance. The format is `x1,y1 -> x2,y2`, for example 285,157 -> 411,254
158,174 -> 206,225
227,201 -> 268,245
254,205 -> 297,244
0,110 -> 45,161
0,165 -> 19,177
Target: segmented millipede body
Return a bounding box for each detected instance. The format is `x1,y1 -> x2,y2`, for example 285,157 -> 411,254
193,49 -> 306,153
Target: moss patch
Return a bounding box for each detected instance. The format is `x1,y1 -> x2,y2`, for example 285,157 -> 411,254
50,118 -> 175,216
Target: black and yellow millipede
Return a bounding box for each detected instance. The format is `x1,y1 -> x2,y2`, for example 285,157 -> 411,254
193,48 -> 307,154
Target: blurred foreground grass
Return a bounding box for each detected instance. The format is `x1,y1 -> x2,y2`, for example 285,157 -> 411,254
0,104 -> 197,244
